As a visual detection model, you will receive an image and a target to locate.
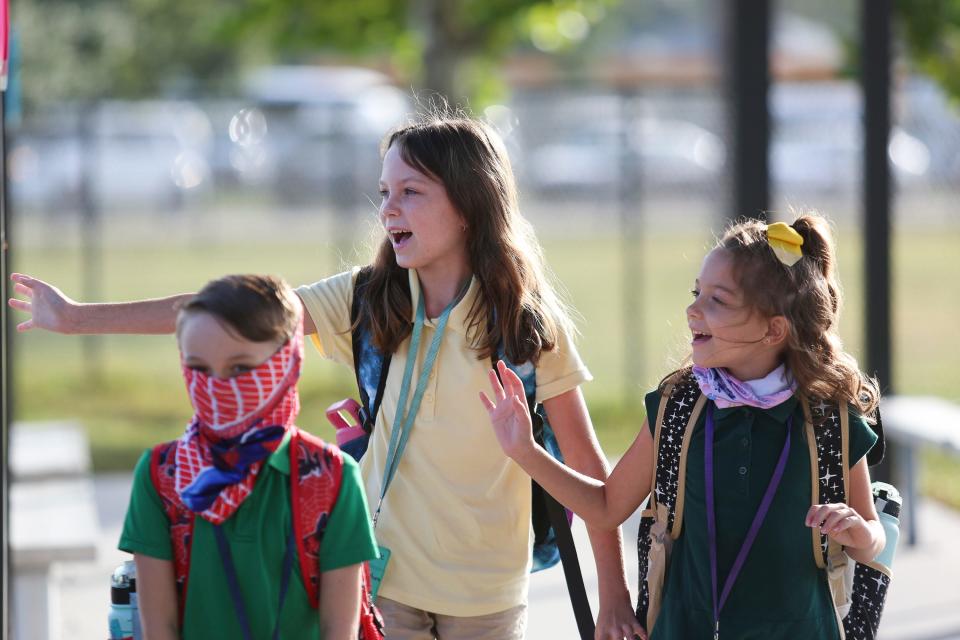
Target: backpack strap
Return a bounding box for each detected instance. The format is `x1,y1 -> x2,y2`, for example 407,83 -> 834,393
803,397 -> 850,571
351,267 -> 392,437
289,428 -> 345,609
650,371 -> 705,539
148,440 -> 194,623
290,428 -> 385,638
636,371 -> 704,631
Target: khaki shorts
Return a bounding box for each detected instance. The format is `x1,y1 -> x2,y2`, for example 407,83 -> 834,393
376,597 -> 527,640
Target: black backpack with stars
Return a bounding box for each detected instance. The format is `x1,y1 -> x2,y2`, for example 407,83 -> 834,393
635,370 -> 892,640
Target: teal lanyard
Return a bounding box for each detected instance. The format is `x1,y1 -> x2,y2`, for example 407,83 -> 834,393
373,287 -> 457,526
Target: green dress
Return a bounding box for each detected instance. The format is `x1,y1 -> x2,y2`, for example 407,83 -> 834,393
644,392 -> 877,640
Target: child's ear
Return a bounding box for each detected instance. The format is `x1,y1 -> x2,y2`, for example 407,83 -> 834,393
764,316 -> 790,347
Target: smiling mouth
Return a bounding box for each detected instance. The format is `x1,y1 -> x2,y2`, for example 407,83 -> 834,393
691,331 -> 712,345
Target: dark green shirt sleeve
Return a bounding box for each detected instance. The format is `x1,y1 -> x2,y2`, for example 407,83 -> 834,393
848,408 -> 880,465
645,389 -> 663,437
118,449 -> 173,560
318,454 -> 379,572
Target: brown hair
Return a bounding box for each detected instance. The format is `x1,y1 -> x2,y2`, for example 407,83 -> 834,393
664,214 -> 879,417
356,113 -> 573,363
177,274 -> 299,344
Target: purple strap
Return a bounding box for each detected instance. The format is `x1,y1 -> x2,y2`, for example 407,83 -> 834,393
705,404 -> 792,639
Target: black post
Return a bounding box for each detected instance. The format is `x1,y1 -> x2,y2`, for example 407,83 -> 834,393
78,101 -> 103,380
861,0 -> 894,481
618,89 -> 643,404
725,0 -> 771,222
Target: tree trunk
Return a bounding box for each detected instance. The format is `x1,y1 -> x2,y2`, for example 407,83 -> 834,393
415,0 -> 469,106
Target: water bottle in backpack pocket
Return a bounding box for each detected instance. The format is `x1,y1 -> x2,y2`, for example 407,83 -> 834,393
108,559 -> 141,640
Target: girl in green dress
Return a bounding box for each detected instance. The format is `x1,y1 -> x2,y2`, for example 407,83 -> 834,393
483,214 -> 885,639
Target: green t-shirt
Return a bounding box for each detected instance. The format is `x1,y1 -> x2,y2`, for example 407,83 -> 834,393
118,432 -> 378,639
644,391 -> 878,640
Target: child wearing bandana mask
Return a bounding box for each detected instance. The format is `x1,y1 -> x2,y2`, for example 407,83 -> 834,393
118,274 -> 379,640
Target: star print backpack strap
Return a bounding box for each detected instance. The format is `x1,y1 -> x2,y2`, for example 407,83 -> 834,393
636,370 -> 705,632
148,439 -> 195,623
805,398 -> 892,640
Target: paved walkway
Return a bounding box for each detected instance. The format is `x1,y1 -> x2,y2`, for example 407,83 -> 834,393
27,473 -> 960,639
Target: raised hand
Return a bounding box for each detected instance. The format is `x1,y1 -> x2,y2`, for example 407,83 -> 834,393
7,273 -> 77,333
479,360 -> 537,461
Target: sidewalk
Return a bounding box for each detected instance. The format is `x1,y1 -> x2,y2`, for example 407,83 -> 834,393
37,473 -> 960,639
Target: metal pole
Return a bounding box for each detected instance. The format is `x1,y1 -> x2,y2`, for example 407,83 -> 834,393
725,0 -> 771,222
618,89 -> 642,404
861,0 -> 895,483
78,101 -> 103,380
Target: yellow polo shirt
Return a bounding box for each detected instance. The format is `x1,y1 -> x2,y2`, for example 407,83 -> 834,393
296,269 -> 591,616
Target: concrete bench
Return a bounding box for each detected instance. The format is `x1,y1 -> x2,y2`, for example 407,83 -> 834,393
880,396 -> 960,546
10,421 -> 100,640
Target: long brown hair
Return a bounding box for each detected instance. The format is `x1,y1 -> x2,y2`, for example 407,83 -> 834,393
663,214 -> 880,418
355,114 -> 573,363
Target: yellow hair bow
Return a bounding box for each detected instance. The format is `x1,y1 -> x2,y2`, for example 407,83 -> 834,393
766,222 -> 804,266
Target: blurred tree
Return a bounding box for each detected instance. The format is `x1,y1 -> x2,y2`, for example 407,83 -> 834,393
15,0 -> 251,109
221,0 -> 617,105
896,0 -> 960,104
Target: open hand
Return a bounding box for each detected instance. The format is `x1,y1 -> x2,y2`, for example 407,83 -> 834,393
479,360 -> 536,461
7,273 -> 76,333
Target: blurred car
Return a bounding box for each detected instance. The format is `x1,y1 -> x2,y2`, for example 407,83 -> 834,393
524,117 -> 726,197
234,65 -> 411,207
772,82 -> 932,195
10,101 -> 213,213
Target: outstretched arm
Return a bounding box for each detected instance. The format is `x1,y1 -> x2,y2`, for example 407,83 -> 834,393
8,273 -> 190,334
481,361 -> 653,530
481,361 -> 653,639
8,273 -> 320,335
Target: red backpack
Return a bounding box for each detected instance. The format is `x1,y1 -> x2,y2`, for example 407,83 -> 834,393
149,428 -> 384,638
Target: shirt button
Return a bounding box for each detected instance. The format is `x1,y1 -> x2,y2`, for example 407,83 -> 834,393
741,438 -> 750,447
424,393 -> 434,403
739,466 -> 748,475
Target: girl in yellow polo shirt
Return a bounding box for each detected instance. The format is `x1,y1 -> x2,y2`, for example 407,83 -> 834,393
9,115 -> 637,639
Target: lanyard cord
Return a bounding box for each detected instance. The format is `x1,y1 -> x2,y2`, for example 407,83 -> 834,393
374,286 -> 458,527
705,404 -> 792,639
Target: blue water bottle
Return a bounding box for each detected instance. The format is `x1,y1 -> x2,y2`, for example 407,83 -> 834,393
872,482 -> 902,569
108,560 -> 142,640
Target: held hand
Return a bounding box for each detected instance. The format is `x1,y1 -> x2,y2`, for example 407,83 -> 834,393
7,273 -> 76,333
806,503 -> 874,550
595,599 -> 648,640
479,360 -> 536,462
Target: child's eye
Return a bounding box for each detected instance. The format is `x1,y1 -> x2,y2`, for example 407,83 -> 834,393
690,289 -> 700,299
404,187 -> 418,196
379,189 -> 388,199
230,364 -> 254,376
187,365 -> 210,375
712,296 -> 726,306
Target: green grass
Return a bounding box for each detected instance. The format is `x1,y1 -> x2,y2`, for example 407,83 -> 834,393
9,216 -> 960,506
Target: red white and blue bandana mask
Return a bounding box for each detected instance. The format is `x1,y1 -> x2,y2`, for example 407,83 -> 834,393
175,313 -> 303,525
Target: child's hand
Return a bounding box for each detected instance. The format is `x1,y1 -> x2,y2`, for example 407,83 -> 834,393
805,503 -> 874,550
480,360 -> 537,462
7,273 -> 76,333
